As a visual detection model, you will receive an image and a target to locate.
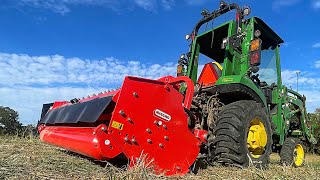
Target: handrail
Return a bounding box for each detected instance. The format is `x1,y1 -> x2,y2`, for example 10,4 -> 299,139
192,2 -> 242,37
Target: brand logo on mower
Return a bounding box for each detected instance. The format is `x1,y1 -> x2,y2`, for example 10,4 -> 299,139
153,109 -> 171,121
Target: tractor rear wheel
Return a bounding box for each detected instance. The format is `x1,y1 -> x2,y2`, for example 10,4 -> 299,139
213,100 -> 272,168
280,137 -> 305,167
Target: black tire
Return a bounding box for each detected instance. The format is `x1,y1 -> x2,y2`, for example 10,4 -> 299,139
280,137 -> 305,167
213,100 -> 272,168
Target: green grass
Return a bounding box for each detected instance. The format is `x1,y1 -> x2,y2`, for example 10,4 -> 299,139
1,136 -> 320,179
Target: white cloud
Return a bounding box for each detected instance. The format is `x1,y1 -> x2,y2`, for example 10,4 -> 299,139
0,52 -> 177,125
299,90 -> 320,113
281,69 -> 320,87
20,0 -> 71,14
0,53 -> 176,87
281,69 -> 320,112
313,0 -> 320,9
282,42 -> 293,48
312,42 -> 320,48
272,0 -> 300,10
315,61 -> 320,68
185,0 -> 209,6
160,0 -> 175,10
16,0 -> 175,14
134,0 -> 157,11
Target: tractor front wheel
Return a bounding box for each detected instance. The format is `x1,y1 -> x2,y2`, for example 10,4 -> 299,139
280,137 -> 305,167
213,100 -> 272,168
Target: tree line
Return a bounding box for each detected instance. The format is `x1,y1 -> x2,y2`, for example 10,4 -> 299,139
309,108 -> 320,153
0,106 -> 38,136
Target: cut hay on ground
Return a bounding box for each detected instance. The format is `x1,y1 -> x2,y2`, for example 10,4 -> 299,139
1,136 -> 320,179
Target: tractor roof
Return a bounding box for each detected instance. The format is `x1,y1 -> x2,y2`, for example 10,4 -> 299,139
253,17 -> 284,49
196,17 -> 284,63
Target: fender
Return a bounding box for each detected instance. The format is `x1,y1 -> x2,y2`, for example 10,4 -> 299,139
203,75 -> 267,109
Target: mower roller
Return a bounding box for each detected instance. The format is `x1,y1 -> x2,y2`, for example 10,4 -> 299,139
39,1 -> 317,176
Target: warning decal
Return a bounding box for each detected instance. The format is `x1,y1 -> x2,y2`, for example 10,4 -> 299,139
111,121 -> 124,130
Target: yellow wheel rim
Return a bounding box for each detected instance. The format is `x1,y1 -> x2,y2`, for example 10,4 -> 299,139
247,117 -> 267,158
294,144 -> 304,166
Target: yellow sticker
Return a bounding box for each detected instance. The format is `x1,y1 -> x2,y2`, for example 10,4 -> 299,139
222,77 -> 234,82
111,121 -> 124,130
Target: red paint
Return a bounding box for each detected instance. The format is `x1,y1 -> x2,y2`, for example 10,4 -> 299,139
197,63 -> 220,87
51,101 -> 69,110
194,129 -> 208,144
39,124 -> 122,160
39,76 -> 201,176
108,76 -> 199,175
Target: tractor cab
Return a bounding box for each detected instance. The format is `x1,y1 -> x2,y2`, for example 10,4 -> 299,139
251,17 -> 284,87
179,15 -> 284,88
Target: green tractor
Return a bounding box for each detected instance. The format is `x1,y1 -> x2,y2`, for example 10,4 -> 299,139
177,1 -> 318,168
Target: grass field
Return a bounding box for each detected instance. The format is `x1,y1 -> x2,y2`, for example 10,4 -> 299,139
1,136 -> 320,180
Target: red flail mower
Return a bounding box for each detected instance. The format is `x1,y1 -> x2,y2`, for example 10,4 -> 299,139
38,76 -> 207,176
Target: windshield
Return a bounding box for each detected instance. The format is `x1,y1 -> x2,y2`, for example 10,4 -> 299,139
197,22 -> 230,63
256,48 -> 277,85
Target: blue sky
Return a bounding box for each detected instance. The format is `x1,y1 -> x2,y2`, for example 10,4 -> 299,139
0,0 -> 319,125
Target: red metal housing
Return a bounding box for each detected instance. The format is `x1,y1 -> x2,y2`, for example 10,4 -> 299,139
38,76 -> 204,176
